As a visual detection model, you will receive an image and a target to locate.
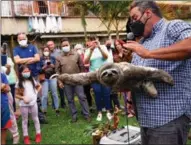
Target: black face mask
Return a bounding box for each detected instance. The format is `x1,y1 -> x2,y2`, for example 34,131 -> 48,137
130,21 -> 145,37
130,12 -> 150,37
106,45 -> 111,49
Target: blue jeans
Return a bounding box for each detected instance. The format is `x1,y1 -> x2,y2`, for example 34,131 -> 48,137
91,83 -> 111,112
41,78 -> 59,111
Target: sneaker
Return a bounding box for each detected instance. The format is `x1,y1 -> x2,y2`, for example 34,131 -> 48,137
13,135 -> 20,144
24,136 -> 30,144
96,113 -> 102,121
35,133 -> 42,143
106,112 -> 112,120
102,108 -> 106,112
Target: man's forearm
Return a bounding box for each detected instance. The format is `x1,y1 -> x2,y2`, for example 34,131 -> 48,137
84,50 -> 93,64
98,46 -> 108,59
148,51 -> 191,60
149,37 -> 191,56
15,94 -> 24,100
33,55 -> 40,62
14,57 -> 33,64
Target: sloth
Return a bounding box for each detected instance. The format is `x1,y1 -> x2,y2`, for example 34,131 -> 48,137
51,62 -> 174,98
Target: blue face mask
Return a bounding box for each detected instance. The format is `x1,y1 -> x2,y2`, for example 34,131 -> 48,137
22,72 -> 31,79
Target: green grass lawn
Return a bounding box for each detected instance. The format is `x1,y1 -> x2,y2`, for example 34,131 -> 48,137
6,96 -> 191,144
7,96 -> 138,144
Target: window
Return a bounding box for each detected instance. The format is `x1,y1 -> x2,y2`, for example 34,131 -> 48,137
49,1 -> 60,15
14,1 -> 33,16
2,0 -> 85,17
33,1 -> 48,15
1,1 -> 12,17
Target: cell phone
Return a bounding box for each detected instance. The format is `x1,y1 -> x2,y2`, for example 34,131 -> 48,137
1,55 -> 7,66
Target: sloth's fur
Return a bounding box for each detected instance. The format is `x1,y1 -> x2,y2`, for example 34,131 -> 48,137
52,62 -> 174,97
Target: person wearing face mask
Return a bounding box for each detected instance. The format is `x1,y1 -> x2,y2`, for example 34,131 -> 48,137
46,40 -> 61,58
74,43 -> 95,112
15,65 -> 42,144
13,33 -> 40,77
55,38 -> 91,123
104,39 -> 121,111
40,46 -> 60,116
13,32 -> 47,124
1,44 -> 20,144
122,1 -> 191,145
1,43 -> 17,112
84,36 -> 113,122
47,40 -> 67,109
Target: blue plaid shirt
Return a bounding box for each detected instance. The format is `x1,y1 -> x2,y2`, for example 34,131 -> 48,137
132,18 -> 191,128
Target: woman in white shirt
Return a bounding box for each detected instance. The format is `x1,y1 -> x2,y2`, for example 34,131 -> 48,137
84,36 -> 112,121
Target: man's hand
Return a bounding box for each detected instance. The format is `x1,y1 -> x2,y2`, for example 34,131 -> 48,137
42,65 -> 48,70
123,41 -> 150,58
1,84 -> 10,93
49,64 -> 55,68
89,41 -> 96,51
26,58 -> 36,64
58,81 -> 64,88
127,102 -> 135,116
5,64 -> 11,69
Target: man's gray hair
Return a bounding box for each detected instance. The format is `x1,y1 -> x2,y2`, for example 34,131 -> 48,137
130,1 -> 162,18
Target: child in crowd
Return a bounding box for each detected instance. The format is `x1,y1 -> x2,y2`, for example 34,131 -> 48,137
15,65 -> 42,144
1,73 -> 12,145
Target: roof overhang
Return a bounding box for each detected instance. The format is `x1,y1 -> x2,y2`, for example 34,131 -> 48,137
40,32 -> 127,39
1,17 -> 127,36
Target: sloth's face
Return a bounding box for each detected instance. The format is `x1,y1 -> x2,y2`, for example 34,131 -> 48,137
100,68 -> 120,86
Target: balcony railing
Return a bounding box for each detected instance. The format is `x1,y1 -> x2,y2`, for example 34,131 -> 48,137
1,1 -> 62,17
1,0 -> 95,17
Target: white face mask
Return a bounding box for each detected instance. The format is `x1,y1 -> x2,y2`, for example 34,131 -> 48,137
62,46 -> 70,53
19,39 -> 28,47
43,51 -> 50,57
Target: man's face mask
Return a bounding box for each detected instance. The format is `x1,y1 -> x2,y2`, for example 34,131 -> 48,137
62,46 -> 70,53
130,11 -> 150,37
19,39 -> 28,47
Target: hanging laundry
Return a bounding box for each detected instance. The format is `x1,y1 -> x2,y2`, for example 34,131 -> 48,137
28,17 -> 33,32
32,17 -> 35,31
34,17 -> 40,33
51,16 -> 58,33
39,18 -> 45,33
57,17 -> 62,32
45,16 -> 52,33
